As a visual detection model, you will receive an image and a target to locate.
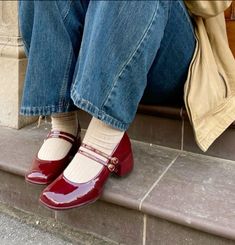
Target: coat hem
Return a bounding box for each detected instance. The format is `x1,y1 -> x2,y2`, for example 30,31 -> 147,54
192,96 -> 235,152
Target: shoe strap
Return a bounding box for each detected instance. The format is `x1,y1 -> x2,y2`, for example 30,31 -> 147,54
78,143 -> 119,173
46,130 -> 77,145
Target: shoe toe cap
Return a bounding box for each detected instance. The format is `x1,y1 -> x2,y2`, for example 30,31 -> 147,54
39,175 -> 101,210
25,171 -> 49,184
40,191 -> 65,209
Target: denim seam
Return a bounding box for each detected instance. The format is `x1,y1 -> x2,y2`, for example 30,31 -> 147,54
178,0 -> 195,35
54,0 -> 75,106
101,1 -> 160,109
60,0 -> 74,21
58,44 -> 74,105
151,0 -> 171,62
71,92 -> 128,130
154,0 -> 173,56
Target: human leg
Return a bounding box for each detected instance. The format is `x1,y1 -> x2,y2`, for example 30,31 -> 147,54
62,0 -> 170,183
71,0 -> 170,130
19,0 -> 89,183
19,0 -> 89,115
40,0 -> 172,209
64,0 -> 196,183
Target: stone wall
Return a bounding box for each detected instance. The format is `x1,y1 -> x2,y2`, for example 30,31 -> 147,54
0,1 -> 36,129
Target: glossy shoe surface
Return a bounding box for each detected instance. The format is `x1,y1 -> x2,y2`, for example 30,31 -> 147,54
25,131 -> 81,185
40,132 -> 134,210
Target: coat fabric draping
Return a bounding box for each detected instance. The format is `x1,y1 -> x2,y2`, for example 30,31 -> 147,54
183,0 -> 235,151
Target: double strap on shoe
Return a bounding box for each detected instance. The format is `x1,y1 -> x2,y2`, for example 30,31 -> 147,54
78,143 -> 119,173
46,130 -> 77,145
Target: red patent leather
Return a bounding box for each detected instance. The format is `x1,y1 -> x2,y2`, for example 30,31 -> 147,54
25,131 -> 81,185
39,132 -> 134,210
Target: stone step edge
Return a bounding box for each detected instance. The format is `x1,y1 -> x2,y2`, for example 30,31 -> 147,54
0,143 -> 234,241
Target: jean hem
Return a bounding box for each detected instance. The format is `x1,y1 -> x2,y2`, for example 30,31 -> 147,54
20,103 -> 76,116
71,90 -> 128,131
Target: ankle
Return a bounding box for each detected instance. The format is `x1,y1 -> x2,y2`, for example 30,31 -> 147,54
51,111 -> 80,136
83,117 -> 124,155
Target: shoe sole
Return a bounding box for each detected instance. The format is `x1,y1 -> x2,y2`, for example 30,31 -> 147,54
39,195 -> 101,211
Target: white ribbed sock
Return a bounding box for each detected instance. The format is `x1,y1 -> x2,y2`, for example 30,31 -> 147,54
64,117 -> 124,183
38,111 -> 79,161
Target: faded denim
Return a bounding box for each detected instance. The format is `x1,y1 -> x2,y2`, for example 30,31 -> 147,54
19,0 -> 195,131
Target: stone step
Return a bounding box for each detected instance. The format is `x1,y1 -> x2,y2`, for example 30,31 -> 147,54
0,202 -> 114,245
0,122 -> 235,244
78,108 -> 235,162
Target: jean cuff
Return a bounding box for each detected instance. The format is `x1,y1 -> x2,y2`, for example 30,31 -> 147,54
20,102 -> 76,116
71,90 -> 128,131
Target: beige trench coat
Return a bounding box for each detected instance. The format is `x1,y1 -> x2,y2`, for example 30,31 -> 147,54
183,1 -> 235,151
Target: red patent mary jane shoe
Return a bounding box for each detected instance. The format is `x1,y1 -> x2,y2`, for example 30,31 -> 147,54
39,132 -> 134,210
25,130 -> 81,185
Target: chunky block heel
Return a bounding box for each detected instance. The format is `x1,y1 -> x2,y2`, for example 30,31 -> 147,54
115,153 -> 134,177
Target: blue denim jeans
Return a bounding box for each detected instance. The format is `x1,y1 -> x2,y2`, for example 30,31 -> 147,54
19,0 -> 195,131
